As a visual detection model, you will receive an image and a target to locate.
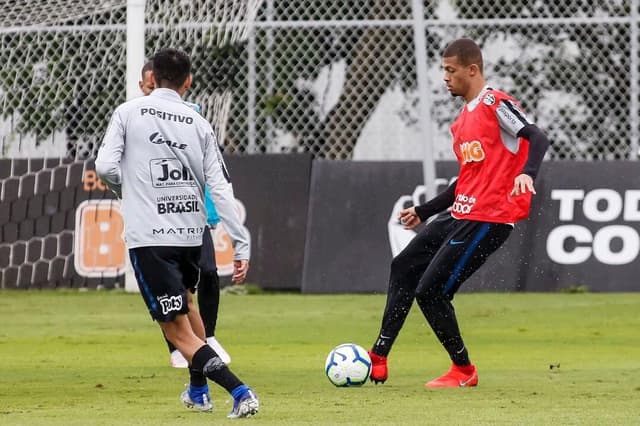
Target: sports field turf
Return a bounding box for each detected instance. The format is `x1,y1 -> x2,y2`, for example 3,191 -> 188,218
0,290 -> 639,425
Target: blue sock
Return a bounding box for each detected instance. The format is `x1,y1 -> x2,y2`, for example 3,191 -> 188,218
231,384 -> 249,400
189,383 -> 209,401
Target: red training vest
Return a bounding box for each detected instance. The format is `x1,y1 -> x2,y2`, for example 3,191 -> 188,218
450,89 -> 531,223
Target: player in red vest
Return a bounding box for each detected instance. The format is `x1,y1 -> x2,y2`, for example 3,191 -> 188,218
368,38 -> 550,388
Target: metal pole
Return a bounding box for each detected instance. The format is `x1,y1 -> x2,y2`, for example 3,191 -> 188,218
124,0 -> 146,293
411,0 -> 437,198
247,21 -> 257,154
126,0 -> 146,101
266,0 -> 275,151
630,0 -> 639,159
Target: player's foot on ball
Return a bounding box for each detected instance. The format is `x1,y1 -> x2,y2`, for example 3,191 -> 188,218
181,384 -> 213,412
206,336 -> 231,365
425,363 -> 478,388
170,349 -> 189,369
227,385 -> 259,418
368,351 -> 388,384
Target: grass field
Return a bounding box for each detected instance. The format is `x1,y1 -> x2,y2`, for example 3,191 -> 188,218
1,290 -> 639,425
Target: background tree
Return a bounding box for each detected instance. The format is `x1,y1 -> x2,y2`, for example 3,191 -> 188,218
452,0 -> 631,159
262,0 -> 438,159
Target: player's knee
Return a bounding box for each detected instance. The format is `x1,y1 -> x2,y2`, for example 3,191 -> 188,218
414,284 -> 441,306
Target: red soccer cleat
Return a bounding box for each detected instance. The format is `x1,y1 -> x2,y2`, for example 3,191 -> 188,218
368,351 -> 388,384
425,363 -> 478,388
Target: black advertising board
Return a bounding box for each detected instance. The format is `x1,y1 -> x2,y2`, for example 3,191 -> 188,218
300,161 -> 526,293
224,154 -> 312,289
524,161 -> 640,292
301,160 -> 425,293
0,159 -> 119,289
2,157 -> 640,293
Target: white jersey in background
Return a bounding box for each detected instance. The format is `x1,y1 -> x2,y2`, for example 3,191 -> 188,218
95,88 -> 250,260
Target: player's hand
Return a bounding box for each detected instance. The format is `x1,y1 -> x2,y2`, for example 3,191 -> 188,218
511,174 -> 536,196
232,259 -> 249,284
398,206 -> 421,230
99,182 -> 122,199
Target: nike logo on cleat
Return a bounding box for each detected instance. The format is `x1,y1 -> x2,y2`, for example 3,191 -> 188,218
449,239 -> 465,245
459,376 -> 476,387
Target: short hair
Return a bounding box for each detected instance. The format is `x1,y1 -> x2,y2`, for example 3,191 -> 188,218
140,61 -> 153,79
152,48 -> 191,88
443,38 -> 483,74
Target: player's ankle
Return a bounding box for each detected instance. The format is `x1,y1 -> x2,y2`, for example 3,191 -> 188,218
369,351 -> 387,361
454,363 -> 475,375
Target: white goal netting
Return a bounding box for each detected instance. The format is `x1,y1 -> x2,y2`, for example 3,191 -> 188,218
1,1 -> 637,161
0,0 -> 264,288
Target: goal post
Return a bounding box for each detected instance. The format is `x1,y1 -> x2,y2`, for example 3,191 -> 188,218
126,0 -> 146,101
410,0 -> 437,200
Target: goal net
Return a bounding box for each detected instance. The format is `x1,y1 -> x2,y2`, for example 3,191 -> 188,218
0,0 -> 263,288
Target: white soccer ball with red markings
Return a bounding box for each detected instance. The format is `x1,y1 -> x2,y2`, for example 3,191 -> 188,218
324,343 -> 371,387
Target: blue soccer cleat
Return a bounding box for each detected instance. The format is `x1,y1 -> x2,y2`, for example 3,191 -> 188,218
227,386 -> 259,419
181,384 -> 213,412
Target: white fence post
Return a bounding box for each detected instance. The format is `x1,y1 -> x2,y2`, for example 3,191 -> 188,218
411,0 -> 437,198
630,0 -> 639,159
124,0 -> 146,292
126,0 -> 146,101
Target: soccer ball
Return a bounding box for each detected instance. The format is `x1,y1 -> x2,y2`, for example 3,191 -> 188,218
324,343 -> 371,387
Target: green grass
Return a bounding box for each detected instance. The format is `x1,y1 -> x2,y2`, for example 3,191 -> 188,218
1,291 -> 639,425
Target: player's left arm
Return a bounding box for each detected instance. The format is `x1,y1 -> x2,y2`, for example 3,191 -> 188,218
513,124 -> 550,195
495,99 -> 550,196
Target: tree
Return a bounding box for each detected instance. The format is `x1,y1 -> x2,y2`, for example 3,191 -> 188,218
263,1 -> 438,159
452,0 -> 631,159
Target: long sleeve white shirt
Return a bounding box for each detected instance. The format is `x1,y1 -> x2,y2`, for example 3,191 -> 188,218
95,88 -> 250,260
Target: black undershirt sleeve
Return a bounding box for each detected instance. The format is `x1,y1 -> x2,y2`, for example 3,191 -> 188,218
414,180 -> 457,221
517,124 -> 550,179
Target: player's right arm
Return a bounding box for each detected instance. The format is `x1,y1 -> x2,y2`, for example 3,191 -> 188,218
95,108 -> 125,198
399,180 -> 457,229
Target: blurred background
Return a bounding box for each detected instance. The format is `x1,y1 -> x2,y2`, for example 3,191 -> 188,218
1,1 -> 633,161
1,1 -> 638,291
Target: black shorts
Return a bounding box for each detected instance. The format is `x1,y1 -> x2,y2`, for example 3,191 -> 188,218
129,245 -> 201,322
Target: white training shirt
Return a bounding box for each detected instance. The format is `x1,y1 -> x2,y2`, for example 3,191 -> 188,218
95,88 -> 250,260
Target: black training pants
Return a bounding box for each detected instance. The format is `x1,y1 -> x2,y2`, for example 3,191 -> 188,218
378,212 -> 512,361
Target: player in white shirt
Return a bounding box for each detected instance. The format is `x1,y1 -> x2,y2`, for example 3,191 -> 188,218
96,48 -> 257,418
139,62 -> 232,368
